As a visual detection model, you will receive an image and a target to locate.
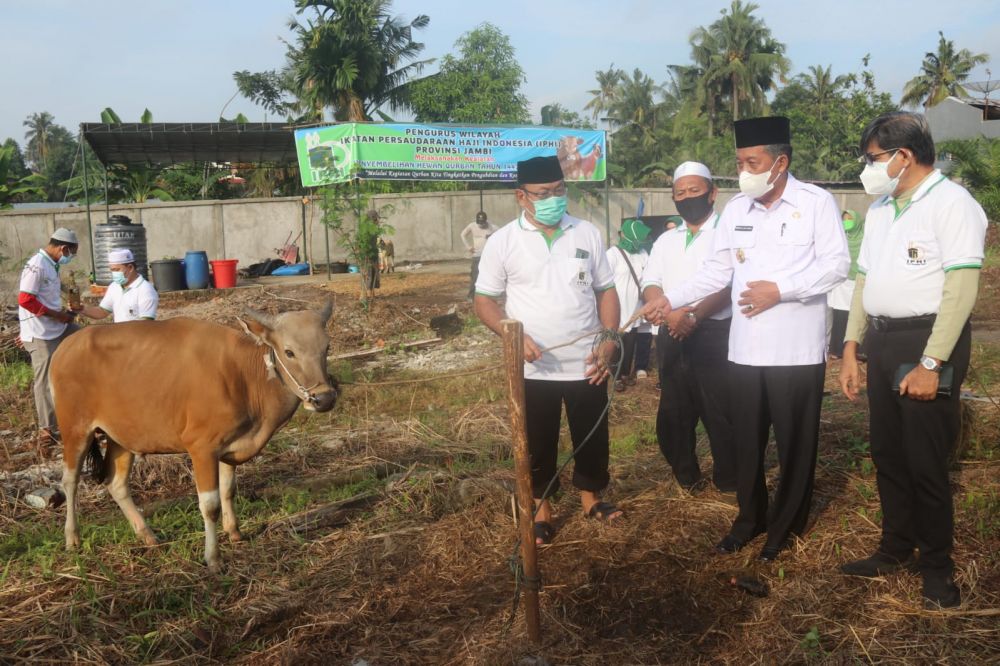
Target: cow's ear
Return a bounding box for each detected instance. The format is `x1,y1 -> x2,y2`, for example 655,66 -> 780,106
238,309 -> 275,345
319,299 -> 333,324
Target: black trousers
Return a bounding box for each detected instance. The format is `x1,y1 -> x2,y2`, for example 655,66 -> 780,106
620,330 -> 653,376
525,378 -> 610,499
728,362 -> 826,549
865,320 -> 971,576
469,256 -> 481,298
655,319 -> 737,490
829,309 -> 849,357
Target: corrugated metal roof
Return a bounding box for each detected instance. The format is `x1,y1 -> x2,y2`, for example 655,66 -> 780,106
81,122 -> 298,167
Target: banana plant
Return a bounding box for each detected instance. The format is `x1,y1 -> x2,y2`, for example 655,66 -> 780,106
0,145 -> 46,208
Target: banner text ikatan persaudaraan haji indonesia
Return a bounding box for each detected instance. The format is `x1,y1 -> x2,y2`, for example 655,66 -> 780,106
294,123 -> 606,186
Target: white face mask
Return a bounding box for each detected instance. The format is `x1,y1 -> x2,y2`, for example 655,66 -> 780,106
738,160 -> 780,199
859,151 -> 906,196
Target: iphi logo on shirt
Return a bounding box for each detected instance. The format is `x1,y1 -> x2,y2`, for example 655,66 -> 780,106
906,242 -> 927,266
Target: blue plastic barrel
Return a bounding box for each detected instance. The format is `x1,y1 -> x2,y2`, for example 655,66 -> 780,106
184,251 -> 210,290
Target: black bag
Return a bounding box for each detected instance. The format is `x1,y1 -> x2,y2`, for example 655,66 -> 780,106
242,258 -> 285,278
892,363 -> 954,397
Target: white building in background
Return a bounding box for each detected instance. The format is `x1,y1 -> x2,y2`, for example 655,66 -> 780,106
925,96 -> 1000,142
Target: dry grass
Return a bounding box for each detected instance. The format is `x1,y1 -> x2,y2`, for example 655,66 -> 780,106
0,274 -> 999,664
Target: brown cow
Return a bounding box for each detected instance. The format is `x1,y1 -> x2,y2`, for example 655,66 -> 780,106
50,303 -> 338,572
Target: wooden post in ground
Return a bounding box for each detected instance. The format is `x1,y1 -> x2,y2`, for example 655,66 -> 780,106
501,319 -> 541,644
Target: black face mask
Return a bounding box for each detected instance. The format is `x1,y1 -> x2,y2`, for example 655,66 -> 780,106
674,191 -> 714,224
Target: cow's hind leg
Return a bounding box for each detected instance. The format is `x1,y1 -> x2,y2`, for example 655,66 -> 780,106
219,461 -> 242,543
104,441 -> 158,546
62,427 -> 92,550
191,451 -> 222,573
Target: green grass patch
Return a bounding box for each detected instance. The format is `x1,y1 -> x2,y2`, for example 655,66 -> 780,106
0,360 -> 33,391
611,421 -> 656,457
961,489 -> 1000,539
969,341 -> 1000,386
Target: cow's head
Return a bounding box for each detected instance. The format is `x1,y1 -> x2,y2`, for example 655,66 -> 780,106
238,300 -> 338,412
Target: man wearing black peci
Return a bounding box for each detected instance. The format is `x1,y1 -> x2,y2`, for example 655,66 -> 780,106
644,117 -> 849,561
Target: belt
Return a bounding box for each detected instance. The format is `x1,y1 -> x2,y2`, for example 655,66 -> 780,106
869,314 -> 936,332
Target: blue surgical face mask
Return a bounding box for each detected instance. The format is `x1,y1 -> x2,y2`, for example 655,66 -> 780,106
58,252 -> 75,266
111,270 -> 127,286
530,196 -> 568,227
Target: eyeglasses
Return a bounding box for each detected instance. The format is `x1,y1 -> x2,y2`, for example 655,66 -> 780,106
519,184 -> 567,200
857,148 -> 899,166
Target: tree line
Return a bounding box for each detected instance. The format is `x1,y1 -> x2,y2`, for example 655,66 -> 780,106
2,0 -> 995,219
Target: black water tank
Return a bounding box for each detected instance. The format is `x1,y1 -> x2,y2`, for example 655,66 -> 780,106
93,215 -> 149,285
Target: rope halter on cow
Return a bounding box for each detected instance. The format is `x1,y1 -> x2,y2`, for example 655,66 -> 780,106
237,307 -> 335,409
263,346 -> 331,407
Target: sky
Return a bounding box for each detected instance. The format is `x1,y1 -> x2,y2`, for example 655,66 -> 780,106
3,0 -> 1000,148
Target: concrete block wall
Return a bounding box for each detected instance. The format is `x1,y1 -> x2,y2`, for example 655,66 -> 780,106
0,187 -> 877,297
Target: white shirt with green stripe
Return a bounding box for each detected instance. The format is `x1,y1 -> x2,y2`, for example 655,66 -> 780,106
858,170 -> 987,318
641,212 -> 732,321
475,212 -> 615,381
99,274 -> 159,322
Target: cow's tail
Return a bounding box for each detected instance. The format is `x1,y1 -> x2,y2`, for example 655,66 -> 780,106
87,436 -> 107,484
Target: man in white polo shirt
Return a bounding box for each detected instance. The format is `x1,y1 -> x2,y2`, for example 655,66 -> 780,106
839,112 -> 986,609
475,155 -> 622,546
77,249 -> 159,322
644,117 -> 849,561
641,161 -> 735,493
17,227 -> 82,444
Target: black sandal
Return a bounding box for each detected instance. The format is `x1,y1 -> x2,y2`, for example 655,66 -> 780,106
534,521 -> 556,545
586,501 -> 624,522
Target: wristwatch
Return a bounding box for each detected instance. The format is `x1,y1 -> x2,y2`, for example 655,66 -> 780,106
920,355 -> 943,373
685,311 -> 698,323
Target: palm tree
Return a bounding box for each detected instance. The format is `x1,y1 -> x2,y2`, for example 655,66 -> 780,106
670,27 -> 724,137
23,111 -> 56,172
584,65 -> 624,121
701,0 -> 789,121
611,69 -> 660,136
287,0 -> 432,121
901,31 -> 990,108
0,144 -> 46,208
797,65 -> 854,118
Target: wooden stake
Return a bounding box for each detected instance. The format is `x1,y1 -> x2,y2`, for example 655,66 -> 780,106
501,319 -> 541,644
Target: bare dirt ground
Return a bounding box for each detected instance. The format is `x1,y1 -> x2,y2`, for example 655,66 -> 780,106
0,263 -> 998,664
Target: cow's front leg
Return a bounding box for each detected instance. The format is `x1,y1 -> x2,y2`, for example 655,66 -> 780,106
219,461 -> 242,543
191,451 -> 222,573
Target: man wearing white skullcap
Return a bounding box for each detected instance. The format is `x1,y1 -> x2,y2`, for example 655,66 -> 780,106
77,248 -> 159,323
640,161 -> 735,495
17,227 -> 83,445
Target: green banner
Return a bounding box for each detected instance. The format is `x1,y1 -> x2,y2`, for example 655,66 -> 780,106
294,123 -> 606,187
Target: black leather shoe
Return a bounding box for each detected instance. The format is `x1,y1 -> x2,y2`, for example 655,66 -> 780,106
922,575 -> 961,609
715,534 -> 746,555
758,545 -> 782,562
840,552 -> 915,578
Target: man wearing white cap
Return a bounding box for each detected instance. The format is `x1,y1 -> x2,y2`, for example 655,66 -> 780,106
640,162 -> 735,493
17,228 -> 82,444
77,249 -> 159,323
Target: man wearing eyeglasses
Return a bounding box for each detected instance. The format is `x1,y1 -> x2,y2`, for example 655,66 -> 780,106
474,155 -> 623,546
839,112 -> 986,609
643,117 -> 849,562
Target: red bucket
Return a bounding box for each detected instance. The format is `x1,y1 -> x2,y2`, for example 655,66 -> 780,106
210,259 -> 239,289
